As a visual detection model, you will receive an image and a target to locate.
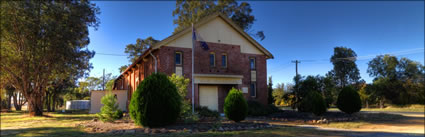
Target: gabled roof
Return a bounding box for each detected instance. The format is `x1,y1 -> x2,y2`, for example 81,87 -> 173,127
152,13 -> 274,59
113,13 -> 274,89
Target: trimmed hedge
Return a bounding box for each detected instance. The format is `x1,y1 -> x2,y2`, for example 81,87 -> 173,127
337,86 -> 362,114
129,73 -> 182,127
224,88 -> 248,122
298,91 -> 327,116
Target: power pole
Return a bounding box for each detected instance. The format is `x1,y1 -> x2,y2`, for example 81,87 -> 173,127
102,69 -> 105,91
291,60 -> 301,76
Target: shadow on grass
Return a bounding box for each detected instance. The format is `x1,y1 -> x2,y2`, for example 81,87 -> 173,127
272,109 -> 423,125
2,126 -> 424,137
0,111 -> 29,116
355,112 -> 424,126
1,127 -> 88,137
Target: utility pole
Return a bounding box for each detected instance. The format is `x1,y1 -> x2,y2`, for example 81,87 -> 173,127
103,69 -> 105,91
291,60 -> 301,76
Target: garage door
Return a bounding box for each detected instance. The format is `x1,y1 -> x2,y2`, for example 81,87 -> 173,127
199,85 -> 218,111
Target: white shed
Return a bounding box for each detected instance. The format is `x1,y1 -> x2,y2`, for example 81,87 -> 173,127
89,90 -> 128,114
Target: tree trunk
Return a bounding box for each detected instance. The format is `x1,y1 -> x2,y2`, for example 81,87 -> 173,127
52,93 -> 57,112
12,94 -> 22,111
7,95 -> 12,110
379,99 -> 384,109
19,93 -> 26,110
365,100 -> 369,109
28,94 -> 44,116
45,92 -> 51,112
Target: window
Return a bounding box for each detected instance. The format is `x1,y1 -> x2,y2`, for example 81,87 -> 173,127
175,52 -> 182,65
250,82 -> 256,97
221,54 -> 227,68
210,52 -> 215,67
250,58 -> 256,70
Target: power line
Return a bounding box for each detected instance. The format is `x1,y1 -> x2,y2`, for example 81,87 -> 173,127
268,64 -> 293,74
96,53 -> 127,56
268,62 -> 292,72
267,48 -> 424,75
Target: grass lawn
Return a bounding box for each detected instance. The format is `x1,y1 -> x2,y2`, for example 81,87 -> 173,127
2,110 -> 424,136
320,112 -> 404,129
328,104 -> 425,112
319,110 -> 424,134
279,105 -> 424,133
0,111 -> 345,137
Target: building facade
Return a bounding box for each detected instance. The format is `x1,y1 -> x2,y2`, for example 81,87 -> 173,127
113,13 -> 273,112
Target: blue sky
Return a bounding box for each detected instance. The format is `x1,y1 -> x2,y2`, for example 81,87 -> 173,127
87,1 -> 424,86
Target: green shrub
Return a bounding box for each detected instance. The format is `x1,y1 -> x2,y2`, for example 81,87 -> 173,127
247,100 -> 270,116
268,104 -> 280,113
183,113 -> 200,123
298,91 -> 327,116
129,73 -> 182,127
224,88 -> 248,122
247,101 -> 280,116
96,93 -> 123,122
195,106 -> 220,118
168,74 -> 192,120
337,86 -> 362,114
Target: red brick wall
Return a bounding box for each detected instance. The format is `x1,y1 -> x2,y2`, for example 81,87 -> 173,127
116,41 -> 269,110
159,46 -> 194,101
159,41 -> 268,105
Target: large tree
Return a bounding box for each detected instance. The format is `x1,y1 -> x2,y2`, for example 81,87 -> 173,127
0,1 -> 99,116
322,73 -> 338,107
367,55 -> 424,106
119,37 -> 159,73
367,55 -> 399,80
124,37 -> 159,63
272,83 -> 285,105
119,65 -> 128,73
330,47 -> 361,87
267,76 -> 273,104
173,0 -> 265,40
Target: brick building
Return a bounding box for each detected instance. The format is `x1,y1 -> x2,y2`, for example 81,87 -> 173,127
113,13 -> 273,112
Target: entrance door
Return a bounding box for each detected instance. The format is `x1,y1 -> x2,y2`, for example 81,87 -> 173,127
199,85 -> 218,111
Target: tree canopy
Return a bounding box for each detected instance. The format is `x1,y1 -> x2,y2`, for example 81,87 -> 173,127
172,0 -> 265,40
367,55 -> 399,80
119,65 -> 128,73
124,37 -> 159,63
0,0 -> 100,116
367,55 -> 424,105
330,47 -> 361,87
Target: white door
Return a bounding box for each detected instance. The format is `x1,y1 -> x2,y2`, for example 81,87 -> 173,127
199,85 -> 218,111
